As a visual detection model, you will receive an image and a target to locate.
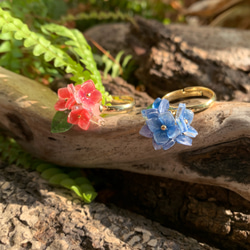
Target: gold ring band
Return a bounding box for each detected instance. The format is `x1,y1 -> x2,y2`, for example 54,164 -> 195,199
100,95 -> 135,114
163,86 -> 216,112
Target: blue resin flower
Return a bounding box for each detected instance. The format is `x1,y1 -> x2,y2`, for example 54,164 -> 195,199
140,98 -> 198,150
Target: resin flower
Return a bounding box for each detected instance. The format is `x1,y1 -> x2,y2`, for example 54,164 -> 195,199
54,84 -> 77,111
173,103 -> 198,146
67,107 -> 91,130
140,98 -> 198,150
74,80 -> 102,110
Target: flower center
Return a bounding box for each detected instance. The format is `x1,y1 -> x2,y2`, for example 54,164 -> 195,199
86,93 -> 91,97
161,125 -> 167,130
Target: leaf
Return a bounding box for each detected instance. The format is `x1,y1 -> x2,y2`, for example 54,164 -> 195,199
54,57 -> 65,67
122,55 -> 132,68
41,168 -> 62,180
44,51 -> 55,62
60,178 -> 76,188
51,111 -> 72,133
36,163 -> 55,172
70,185 -> 83,198
2,23 -> 16,33
82,191 -> 97,203
80,184 -> 95,192
0,41 -> 11,53
14,30 -> 26,40
75,177 -> 91,185
33,44 -> 46,56
24,37 -> 37,47
49,173 -> 68,185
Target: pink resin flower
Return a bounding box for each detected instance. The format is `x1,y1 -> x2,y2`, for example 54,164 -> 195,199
67,108 -> 91,130
74,80 -> 102,110
54,84 -> 77,111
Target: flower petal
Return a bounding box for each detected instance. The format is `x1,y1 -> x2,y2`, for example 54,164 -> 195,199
78,110 -> 91,130
158,111 -> 175,127
65,96 -> 76,110
158,98 -> 169,113
153,140 -> 162,150
54,99 -> 67,111
152,97 -> 161,109
139,124 -> 153,138
58,87 -> 71,99
146,118 -> 162,133
176,117 -> 188,133
167,125 -> 181,139
184,109 -> 194,124
89,89 -> 102,103
176,134 -> 192,146
153,130 -> 169,144
176,103 -> 186,120
67,109 -> 81,125
81,80 -> 95,93
184,126 -> 198,138
162,139 -> 175,150
141,109 -> 158,119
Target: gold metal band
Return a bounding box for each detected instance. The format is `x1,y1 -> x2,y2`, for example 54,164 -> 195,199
100,95 -> 135,114
163,86 -> 216,112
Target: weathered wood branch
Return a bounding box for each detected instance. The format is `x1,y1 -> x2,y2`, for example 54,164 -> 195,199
0,66 -> 250,205
85,17 -> 250,101
1,163 -> 219,249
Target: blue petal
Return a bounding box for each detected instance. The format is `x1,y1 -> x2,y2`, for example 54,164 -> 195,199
158,99 -> 169,113
184,109 -> 194,124
139,124 -> 153,138
146,118 -> 162,133
152,98 -> 162,109
162,139 -> 175,150
176,117 -> 188,133
176,103 -> 186,120
158,111 -> 175,127
141,108 -> 158,119
176,134 -> 192,146
153,130 -> 169,144
153,140 -> 163,150
184,126 -> 198,138
167,125 -> 181,139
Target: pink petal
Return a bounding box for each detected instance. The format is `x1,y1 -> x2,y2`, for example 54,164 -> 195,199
54,99 -> 67,111
67,84 -> 76,95
89,89 -> 102,103
58,87 -> 71,99
92,103 -> 101,116
67,109 -> 82,125
81,80 -> 95,94
78,109 -> 91,130
65,96 -> 76,110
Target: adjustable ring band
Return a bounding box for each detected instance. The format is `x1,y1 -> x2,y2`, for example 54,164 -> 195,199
163,86 -> 216,113
100,95 -> 135,114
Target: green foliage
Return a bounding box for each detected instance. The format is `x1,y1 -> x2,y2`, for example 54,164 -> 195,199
0,7 -> 110,103
51,111 -> 73,133
0,135 -> 97,203
97,50 -> 132,78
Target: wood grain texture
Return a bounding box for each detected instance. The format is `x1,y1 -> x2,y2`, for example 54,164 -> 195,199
1,163 -> 219,250
0,67 -> 250,203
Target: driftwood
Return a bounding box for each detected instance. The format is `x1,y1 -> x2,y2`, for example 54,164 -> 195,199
1,162 -> 219,250
0,66 -> 250,204
85,17 -> 250,102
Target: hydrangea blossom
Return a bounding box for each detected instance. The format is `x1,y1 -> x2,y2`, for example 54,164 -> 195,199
140,98 -> 198,150
54,80 -> 103,130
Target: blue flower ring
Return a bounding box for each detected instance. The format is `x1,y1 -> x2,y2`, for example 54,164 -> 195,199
140,86 -> 216,150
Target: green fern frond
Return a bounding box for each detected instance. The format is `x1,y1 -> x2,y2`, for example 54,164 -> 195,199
0,7 -> 110,103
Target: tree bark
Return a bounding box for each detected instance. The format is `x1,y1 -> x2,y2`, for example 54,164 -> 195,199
1,162 -> 218,250
85,17 -> 250,101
